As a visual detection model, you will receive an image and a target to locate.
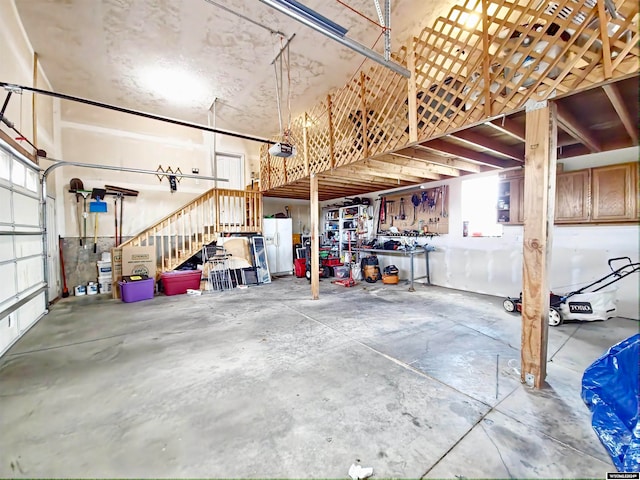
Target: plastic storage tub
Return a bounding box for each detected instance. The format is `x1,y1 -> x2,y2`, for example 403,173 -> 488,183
119,277 -> 154,303
161,270 -> 202,296
333,265 -> 350,279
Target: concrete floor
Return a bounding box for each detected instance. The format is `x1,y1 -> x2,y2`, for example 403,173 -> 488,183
1,276 -> 636,478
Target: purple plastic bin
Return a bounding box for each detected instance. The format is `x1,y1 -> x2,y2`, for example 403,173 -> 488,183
119,278 -> 155,303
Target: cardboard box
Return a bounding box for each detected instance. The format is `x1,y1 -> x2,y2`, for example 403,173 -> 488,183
122,245 -> 156,278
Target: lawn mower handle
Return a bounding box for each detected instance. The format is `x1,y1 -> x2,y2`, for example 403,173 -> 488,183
608,256 -> 632,271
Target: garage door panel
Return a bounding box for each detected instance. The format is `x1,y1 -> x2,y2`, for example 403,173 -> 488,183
0,188 -> 11,223
0,312 -> 20,357
18,293 -> 46,333
0,263 -> 18,303
0,149 -> 10,180
13,193 -> 39,226
16,257 -> 43,292
11,159 -> 26,187
0,237 -> 13,262
0,140 -> 45,360
15,236 -> 43,258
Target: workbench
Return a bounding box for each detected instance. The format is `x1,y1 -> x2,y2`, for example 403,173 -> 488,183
353,245 -> 434,291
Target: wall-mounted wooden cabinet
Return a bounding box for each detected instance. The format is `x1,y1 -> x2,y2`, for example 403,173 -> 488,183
498,162 -> 638,225
591,163 -> 637,222
555,170 -> 590,223
497,177 -> 524,224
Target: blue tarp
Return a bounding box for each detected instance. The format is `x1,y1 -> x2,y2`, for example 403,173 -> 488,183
581,333 -> 640,472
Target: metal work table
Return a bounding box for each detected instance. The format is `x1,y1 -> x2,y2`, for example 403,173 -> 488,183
353,245 -> 434,292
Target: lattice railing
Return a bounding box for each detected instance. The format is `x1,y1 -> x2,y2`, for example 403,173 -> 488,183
260,0 -> 638,192
115,187 -> 262,273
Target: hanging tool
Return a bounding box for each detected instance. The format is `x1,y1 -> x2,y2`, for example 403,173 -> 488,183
421,190 -> 428,212
399,198 -> 406,220
442,185 -> 448,217
411,193 -> 420,225
380,197 -> 386,225
105,185 -> 139,245
58,235 -> 69,298
69,178 -> 84,246
386,200 -> 395,227
90,188 -> 107,254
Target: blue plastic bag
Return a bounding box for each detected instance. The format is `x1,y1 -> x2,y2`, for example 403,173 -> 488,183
581,333 -> 639,472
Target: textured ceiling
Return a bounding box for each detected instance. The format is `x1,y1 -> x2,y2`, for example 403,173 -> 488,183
14,0 -> 457,139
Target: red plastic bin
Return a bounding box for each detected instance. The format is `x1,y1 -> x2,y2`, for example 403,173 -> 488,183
161,270 -> 202,295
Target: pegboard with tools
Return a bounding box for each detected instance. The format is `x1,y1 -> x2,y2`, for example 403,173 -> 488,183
377,186 -> 449,235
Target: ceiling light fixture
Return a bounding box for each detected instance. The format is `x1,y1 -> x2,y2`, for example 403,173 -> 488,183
137,64 -> 209,107
259,0 -> 410,78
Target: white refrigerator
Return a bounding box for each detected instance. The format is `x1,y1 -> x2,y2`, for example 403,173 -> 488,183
263,218 -> 293,276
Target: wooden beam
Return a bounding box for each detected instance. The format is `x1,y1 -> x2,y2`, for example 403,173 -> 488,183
381,154 -> 458,177
310,173 -> 319,300
421,138 -> 519,168
364,158 -> 444,179
338,165 -> 426,183
597,0 -> 613,79
521,102 -> 557,389
32,52 -> 38,153
482,0 -> 491,118
327,94 -> 336,169
556,103 -> 602,152
487,117 -> 526,143
407,37 -> 418,143
402,146 -> 482,173
602,83 -> 639,144
360,71 -> 369,159
449,130 -> 524,161
303,113 -> 310,176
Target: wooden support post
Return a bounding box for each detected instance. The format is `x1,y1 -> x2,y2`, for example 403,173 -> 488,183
406,38 -> 418,143
32,52 -> 38,156
359,71 -> 369,158
303,113 -> 310,176
310,173 -> 320,300
327,95 -> 336,169
521,101 -> 557,389
482,0 -> 491,118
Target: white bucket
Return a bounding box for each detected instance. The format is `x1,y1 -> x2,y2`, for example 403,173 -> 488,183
98,277 -> 112,294
101,251 -> 112,262
87,282 -> 98,295
74,285 -> 86,296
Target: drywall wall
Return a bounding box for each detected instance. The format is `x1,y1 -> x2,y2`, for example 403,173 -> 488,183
58,101 -> 262,237
1,0 -> 63,300
263,198 -> 311,235
323,153 -> 639,320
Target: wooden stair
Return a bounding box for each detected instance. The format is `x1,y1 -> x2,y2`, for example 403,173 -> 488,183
113,187 -> 262,274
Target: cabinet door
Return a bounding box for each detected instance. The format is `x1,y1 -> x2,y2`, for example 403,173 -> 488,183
514,177 -> 525,224
592,163 -> 637,221
555,170 -> 590,223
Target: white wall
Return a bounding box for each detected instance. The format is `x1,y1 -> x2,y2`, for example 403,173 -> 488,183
263,198 -> 311,235
57,102 -> 262,237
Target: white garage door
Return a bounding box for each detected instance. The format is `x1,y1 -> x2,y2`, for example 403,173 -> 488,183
0,139 -> 46,357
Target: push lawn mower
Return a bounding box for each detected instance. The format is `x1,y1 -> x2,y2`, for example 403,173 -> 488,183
503,257 -> 639,326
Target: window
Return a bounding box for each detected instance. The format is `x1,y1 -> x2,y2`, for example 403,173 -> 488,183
461,175 -> 503,237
